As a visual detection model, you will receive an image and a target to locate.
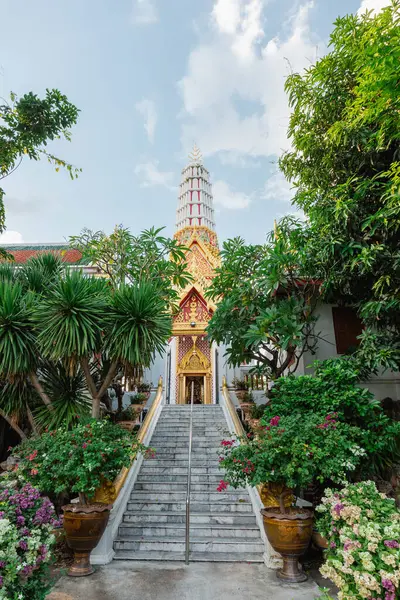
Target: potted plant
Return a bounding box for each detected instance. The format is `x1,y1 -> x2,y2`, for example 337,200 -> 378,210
115,406 -> 140,432
137,382 -> 152,400
13,418 -> 145,577
232,377 -> 248,401
218,412 -> 367,583
238,390 -> 255,421
248,403 -> 268,432
316,481 -> 400,599
0,472 -> 59,599
130,392 -> 148,409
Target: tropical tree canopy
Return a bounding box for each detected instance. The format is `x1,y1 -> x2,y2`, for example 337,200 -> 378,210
0,89 -> 80,235
69,225 -> 192,302
0,247 -> 174,425
206,217 -> 320,379
279,2 -> 400,372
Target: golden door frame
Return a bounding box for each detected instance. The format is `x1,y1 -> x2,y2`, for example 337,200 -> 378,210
176,342 -> 212,405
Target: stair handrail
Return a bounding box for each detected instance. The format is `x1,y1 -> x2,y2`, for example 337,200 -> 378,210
185,381 -> 194,565
94,377 -> 163,503
221,375 -> 246,437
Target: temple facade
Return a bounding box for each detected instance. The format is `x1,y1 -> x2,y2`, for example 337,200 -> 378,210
145,147 -> 235,404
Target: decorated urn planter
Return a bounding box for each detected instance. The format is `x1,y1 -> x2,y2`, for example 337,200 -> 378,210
311,529 -> 328,551
13,419 -> 145,577
261,507 -> 313,582
217,410 -> 368,584
62,503 -> 112,576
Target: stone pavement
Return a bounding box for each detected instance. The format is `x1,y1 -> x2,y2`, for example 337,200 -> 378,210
50,561 -> 322,600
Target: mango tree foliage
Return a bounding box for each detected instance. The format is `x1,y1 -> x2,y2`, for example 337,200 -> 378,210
280,3 -> 400,371
0,89 -> 80,235
206,217 -> 320,379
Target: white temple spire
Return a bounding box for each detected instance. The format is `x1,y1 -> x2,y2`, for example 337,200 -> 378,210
176,146 -> 216,232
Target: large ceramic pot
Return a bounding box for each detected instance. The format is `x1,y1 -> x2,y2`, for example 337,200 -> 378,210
312,529 -> 328,551
239,402 -> 254,421
261,507 -> 313,583
259,483 -> 295,510
62,503 -> 111,577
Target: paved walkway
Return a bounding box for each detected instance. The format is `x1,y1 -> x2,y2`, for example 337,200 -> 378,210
50,561 -> 321,600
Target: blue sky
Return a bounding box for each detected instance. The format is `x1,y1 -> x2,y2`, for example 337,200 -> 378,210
0,0 -> 389,246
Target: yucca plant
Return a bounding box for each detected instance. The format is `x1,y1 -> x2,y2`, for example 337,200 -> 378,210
34,361 -> 91,429
0,279 -> 52,410
35,272 -> 171,417
18,252 -> 64,295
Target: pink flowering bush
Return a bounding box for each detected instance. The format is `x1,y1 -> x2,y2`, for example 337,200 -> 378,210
0,473 -> 58,600
13,418 -> 147,504
316,481 -> 400,600
218,413 -> 366,512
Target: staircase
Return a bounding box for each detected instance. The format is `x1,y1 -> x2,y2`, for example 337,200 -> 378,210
114,405 -> 264,562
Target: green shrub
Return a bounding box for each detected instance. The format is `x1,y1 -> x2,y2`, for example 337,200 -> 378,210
130,392 -> 148,404
13,418 -> 145,503
219,412 -> 366,502
266,358 -> 400,478
232,377 -> 248,391
0,473 -> 58,600
250,403 -> 269,419
316,481 -> 400,599
137,382 -> 151,393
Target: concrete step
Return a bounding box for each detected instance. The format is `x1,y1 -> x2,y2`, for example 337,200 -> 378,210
140,462 -> 222,471
114,536 -> 264,553
134,482 -> 244,492
136,474 -> 224,483
126,501 -> 254,513
122,512 -> 258,526
113,550 -> 264,562
118,523 -> 262,539
129,491 -> 250,502
112,404 -> 264,564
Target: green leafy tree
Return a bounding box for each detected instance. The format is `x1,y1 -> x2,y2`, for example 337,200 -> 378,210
0,89 -> 80,235
279,2 -> 400,371
207,217 -> 320,379
69,225 -> 192,302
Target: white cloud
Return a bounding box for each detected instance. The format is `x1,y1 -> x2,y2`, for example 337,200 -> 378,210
135,99 -> 158,143
131,0 -> 158,25
262,170 -> 293,203
213,180 -> 251,209
213,0 -> 265,60
134,161 -> 175,190
0,230 -> 24,243
357,0 -> 391,15
179,1 -> 320,161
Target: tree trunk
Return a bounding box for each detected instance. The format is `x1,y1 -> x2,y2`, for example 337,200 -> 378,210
26,406 -> 39,436
91,360 -> 119,419
29,373 -> 54,411
80,357 -> 98,398
0,409 -> 27,440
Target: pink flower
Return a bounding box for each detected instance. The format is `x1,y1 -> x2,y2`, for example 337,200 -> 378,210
269,416 -> 281,427
217,480 -> 228,492
82,443 -> 88,449
384,540 -> 399,549
30,468 -> 38,476
28,450 -> 38,461
221,439 -> 234,447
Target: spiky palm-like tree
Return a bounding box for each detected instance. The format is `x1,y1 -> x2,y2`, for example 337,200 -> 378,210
0,279 -> 52,410
18,252 -> 64,295
35,273 -> 171,417
34,361 -> 91,429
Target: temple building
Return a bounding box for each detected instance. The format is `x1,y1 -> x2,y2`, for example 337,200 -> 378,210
145,145 -> 234,404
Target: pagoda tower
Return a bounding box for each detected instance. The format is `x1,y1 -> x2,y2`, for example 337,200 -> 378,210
165,146 -> 221,405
